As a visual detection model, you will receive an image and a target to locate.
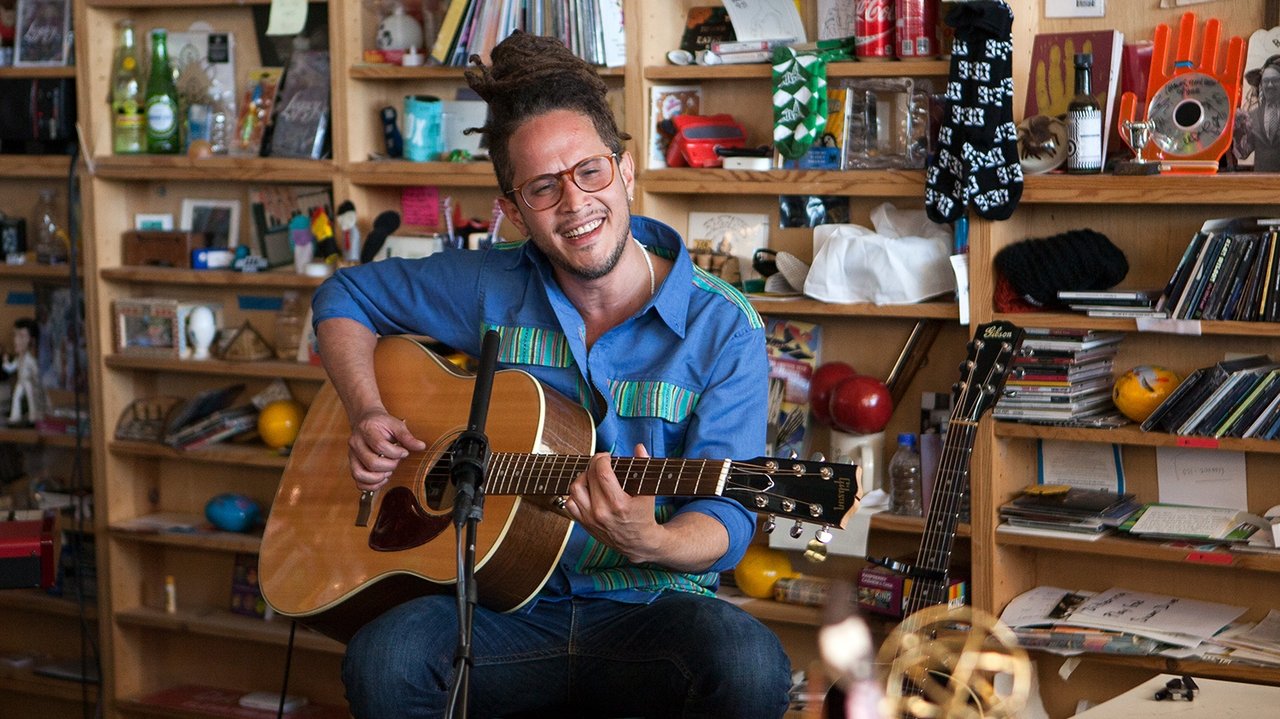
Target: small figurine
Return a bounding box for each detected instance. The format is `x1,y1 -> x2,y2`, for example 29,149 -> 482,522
3,318 -> 44,426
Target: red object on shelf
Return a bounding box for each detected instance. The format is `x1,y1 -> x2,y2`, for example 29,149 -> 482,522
809,361 -> 858,426
665,114 -> 747,168
0,511 -> 56,590
829,374 -> 894,435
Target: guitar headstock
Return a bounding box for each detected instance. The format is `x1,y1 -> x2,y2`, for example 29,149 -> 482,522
725,456 -> 861,541
954,321 -> 1025,423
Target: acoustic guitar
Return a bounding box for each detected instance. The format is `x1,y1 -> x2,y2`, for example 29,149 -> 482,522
260,335 -> 861,643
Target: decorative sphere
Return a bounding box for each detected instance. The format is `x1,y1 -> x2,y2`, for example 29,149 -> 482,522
375,7 -> 424,50
1112,365 -> 1182,422
809,361 -> 858,426
734,544 -> 797,599
205,493 -> 261,533
828,375 -> 894,435
258,399 -> 306,449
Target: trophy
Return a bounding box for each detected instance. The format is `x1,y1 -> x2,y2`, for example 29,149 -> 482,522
1116,119 -> 1161,175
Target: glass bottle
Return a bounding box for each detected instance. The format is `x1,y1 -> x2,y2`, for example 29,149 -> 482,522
144,28 -> 180,154
273,291 -> 304,361
888,433 -> 923,517
111,19 -> 144,154
33,189 -> 68,265
1066,52 -> 1103,174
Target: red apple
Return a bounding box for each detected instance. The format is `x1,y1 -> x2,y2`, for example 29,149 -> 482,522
828,374 -> 894,434
809,361 -> 858,425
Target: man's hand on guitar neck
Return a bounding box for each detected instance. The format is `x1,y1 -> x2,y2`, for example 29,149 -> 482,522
348,408 -> 427,492
564,443 -> 729,573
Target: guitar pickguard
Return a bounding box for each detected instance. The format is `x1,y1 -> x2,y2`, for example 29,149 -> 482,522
369,438 -> 457,551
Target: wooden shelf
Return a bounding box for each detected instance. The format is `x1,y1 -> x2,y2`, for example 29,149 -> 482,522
92,156 -> 335,183
0,426 -> 90,448
87,0 -> 308,6
104,354 -> 327,381
109,525 -> 261,554
110,439 -> 290,469
1020,173 -> 1280,205
997,528 -> 1280,573
994,421 -> 1280,453
0,665 -> 99,703
100,266 -> 325,289
752,298 -> 960,320
644,59 -> 950,81
0,262 -> 83,281
1025,648 -> 1280,686
350,63 -> 623,80
0,589 -> 97,620
0,66 -> 75,79
641,167 -> 927,197
0,155 -> 73,179
346,159 -> 499,187
114,606 -> 342,655
871,513 -> 971,537
994,311 -> 1280,337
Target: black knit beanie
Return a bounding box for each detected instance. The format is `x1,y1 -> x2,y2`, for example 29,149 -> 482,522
993,229 -> 1129,306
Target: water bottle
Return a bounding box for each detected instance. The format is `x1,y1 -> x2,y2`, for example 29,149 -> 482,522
888,433 -> 923,517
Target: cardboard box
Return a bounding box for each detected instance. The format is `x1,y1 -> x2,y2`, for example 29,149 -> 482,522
857,563 -> 968,618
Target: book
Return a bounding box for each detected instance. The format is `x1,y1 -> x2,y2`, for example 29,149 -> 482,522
679,6 -> 736,53
269,50 -> 330,159
764,318 -> 821,458
1025,30 -> 1124,159
1120,504 -> 1264,543
430,0 -> 474,65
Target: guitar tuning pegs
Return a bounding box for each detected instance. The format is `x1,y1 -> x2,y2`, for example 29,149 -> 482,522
763,515 -> 776,534
809,452 -> 826,462
803,538 -> 828,563
787,450 -> 799,460
789,520 -> 804,539
815,525 -> 832,544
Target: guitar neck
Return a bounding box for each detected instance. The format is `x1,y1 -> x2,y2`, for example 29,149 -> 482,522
904,420 -> 978,615
486,453 -> 731,498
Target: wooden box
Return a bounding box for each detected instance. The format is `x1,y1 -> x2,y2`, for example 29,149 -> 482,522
122,231 -> 208,268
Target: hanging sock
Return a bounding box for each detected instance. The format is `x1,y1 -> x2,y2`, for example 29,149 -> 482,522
772,40 -> 854,160
925,1 -> 1022,223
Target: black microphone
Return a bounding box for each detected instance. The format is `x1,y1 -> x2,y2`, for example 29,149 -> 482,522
450,330 -> 500,526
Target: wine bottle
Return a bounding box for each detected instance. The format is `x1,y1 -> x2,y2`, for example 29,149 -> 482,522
1066,52 -> 1103,174
144,28 -> 180,154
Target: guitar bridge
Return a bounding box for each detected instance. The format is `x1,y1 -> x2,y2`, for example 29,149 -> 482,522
356,491 -> 375,527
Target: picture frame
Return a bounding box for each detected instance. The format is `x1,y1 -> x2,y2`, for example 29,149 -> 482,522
135,213 -> 175,231
112,298 -> 181,357
180,199 -> 241,249
13,0 -> 70,66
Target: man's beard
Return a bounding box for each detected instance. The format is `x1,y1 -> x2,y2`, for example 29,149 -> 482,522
545,217 -> 630,282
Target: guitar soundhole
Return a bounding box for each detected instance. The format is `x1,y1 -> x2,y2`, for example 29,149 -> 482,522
422,460 -> 454,512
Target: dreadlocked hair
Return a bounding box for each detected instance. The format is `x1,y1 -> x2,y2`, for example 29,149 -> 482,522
464,31 -> 630,193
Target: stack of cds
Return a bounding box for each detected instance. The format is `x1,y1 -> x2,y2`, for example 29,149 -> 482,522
1000,487 -> 1140,537
995,329 -> 1124,424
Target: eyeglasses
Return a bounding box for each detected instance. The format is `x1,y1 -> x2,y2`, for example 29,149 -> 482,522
507,153 -> 617,211
1154,675 -> 1198,702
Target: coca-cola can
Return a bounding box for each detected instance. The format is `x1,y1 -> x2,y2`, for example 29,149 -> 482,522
896,0 -> 939,58
855,0 -> 894,61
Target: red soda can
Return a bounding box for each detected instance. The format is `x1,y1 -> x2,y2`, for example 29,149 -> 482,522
855,0 -> 894,61
895,0 -> 939,59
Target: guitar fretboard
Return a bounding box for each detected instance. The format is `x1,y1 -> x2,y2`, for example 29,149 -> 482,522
485,453 -> 731,498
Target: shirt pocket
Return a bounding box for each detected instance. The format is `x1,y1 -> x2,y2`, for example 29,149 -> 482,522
609,379 -> 701,456
484,323 -> 573,368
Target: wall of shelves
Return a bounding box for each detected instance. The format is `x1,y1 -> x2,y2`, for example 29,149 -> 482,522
9,0 -> 1269,716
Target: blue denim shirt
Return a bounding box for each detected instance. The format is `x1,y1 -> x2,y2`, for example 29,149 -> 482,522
313,215 -> 768,603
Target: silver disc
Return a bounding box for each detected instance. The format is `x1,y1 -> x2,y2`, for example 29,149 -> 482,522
1145,72 -> 1232,156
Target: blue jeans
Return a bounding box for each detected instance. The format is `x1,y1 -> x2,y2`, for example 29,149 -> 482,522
343,592 -> 792,718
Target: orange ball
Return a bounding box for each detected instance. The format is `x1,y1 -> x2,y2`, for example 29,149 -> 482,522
258,400 -> 305,449
1112,365 -> 1182,422
734,544 -> 797,599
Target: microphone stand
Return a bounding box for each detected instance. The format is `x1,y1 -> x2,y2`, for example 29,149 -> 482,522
445,329 -> 500,719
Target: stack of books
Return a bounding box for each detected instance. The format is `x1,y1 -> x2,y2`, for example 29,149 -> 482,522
1058,289 -> 1167,319
1141,354 -> 1280,438
999,487 -> 1140,539
994,329 -> 1123,424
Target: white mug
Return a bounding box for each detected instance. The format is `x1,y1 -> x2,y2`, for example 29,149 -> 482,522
829,430 -> 885,494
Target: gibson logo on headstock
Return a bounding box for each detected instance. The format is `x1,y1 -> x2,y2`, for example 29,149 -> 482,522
835,474 -> 856,511
982,325 -> 1015,342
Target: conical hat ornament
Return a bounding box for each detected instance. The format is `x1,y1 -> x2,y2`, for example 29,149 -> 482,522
1117,12 -> 1245,174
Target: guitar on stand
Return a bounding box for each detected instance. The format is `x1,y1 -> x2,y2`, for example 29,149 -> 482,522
821,320 -> 1030,719
258,335 -> 862,643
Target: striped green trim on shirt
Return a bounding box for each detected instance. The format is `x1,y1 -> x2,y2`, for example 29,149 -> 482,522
610,379 -> 699,423
575,503 -> 719,596
481,324 -> 574,368
491,240 -> 526,250
691,266 -> 764,329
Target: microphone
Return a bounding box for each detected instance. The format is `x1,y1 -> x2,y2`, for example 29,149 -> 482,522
450,329 -> 500,526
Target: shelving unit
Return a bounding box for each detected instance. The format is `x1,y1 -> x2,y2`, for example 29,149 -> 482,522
17,0 -> 1271,717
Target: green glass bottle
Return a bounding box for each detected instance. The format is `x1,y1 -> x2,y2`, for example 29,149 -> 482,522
111,20 -> 144,154
144,28 -> 179,154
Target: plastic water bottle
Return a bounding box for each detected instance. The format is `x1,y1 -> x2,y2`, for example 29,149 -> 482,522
888,433 -> 923,517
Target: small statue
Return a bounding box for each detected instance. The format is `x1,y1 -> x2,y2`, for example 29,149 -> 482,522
3,318 -> 45,426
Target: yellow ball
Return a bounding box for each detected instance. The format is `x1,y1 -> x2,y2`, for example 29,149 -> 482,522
1112,365 -> 1182,423
734,544 -> 797,599
258,400 -> 306,449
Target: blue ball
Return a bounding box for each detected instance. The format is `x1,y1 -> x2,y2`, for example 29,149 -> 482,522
205,493 -> 261,533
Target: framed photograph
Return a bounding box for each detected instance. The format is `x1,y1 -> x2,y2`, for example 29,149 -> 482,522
248,185 -> 332,267
13,0 -> 70,66
112,298 -> 181,357
135,213 -> 175,231
180,199 -> 241,249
